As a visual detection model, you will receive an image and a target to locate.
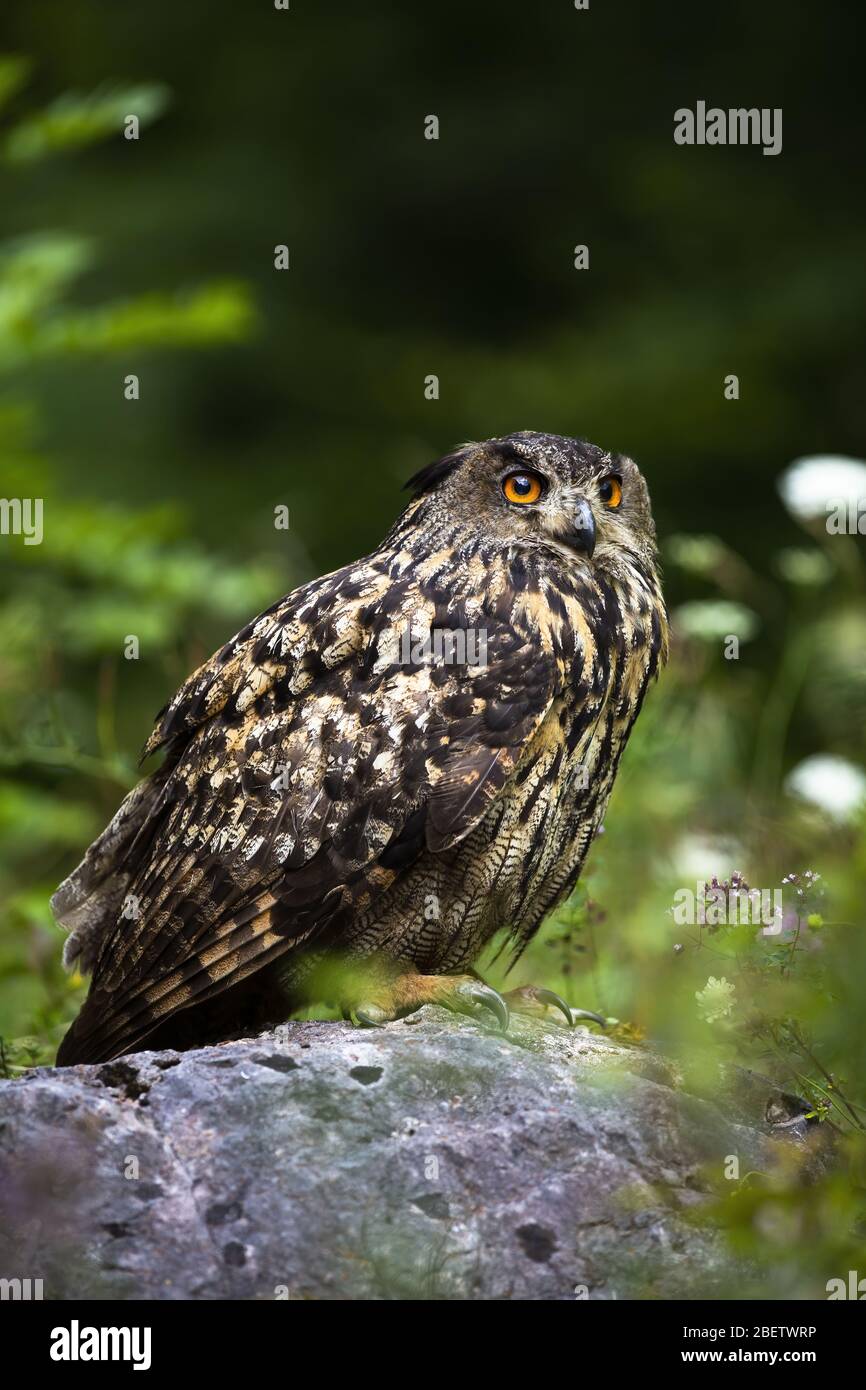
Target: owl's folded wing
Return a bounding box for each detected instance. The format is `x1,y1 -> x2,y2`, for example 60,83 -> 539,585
54,559 -> 567,1063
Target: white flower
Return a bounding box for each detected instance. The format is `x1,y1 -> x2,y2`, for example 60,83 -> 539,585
785,755 -> 866,824
778,455 -> 866,523
695,976 -> 736,1023
671,834 -> 744,880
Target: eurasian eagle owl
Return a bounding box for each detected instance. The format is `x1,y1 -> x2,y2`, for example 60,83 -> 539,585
55,431 -> 668,1064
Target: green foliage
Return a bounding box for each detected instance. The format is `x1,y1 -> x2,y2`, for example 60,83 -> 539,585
3,83 -> 169,163
708,1133 -> 866,1300
0,234 -> 254,366
0,63 -> 254,369
0,55 -> 31,113
0,59 -> 281,1069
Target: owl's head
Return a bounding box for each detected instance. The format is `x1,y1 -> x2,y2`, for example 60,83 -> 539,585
403,431 -> 660,572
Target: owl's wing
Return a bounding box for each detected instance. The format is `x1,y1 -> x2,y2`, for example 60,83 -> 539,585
55,558 -> 564,1062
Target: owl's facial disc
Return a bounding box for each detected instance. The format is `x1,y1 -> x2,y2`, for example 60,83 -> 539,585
405,435 -> 655,571
499,465 -> 611,560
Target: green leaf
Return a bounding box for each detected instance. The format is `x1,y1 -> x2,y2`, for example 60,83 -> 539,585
3,83 -> 170,163
12,281 -> 257,362
0,55 -> 32,113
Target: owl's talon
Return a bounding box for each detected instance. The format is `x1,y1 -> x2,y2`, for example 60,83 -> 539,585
533,988 -> 575,1026
502,984 -> 608,1029
355,1007 -> 386,1028
569,1007 -> 608,1028
461,983 -> 510,1032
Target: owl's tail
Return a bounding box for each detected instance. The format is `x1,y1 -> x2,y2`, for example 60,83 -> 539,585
55,957 -> 296,1066
51,769 -> 171,978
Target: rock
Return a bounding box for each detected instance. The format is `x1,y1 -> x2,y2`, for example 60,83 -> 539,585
0,1008 -> 830,1300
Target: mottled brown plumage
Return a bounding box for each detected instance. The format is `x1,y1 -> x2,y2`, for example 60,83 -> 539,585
55,432 -> 668,1064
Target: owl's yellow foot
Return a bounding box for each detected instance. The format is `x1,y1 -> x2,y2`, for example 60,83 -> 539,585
502,984 -> 608,1029
345,971 -> 509,1032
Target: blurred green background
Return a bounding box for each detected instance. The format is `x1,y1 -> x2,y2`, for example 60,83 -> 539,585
1,0 -> 865,1298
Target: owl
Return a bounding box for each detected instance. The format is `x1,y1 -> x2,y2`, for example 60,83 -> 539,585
54,431 -> 668,1065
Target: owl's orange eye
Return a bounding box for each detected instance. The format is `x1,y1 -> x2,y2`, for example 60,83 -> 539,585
502,471 -> 544,505
599,475 -> 622,508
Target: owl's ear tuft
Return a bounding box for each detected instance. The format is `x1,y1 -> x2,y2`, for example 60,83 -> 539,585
403,446 -> 470,498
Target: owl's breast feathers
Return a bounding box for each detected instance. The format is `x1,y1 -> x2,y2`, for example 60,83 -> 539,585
54,535 -> 666,1063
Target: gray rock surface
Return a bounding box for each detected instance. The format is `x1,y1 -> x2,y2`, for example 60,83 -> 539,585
0,1008 -> 827,1300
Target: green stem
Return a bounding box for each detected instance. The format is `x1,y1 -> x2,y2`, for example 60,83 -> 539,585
750,625 -> 815,806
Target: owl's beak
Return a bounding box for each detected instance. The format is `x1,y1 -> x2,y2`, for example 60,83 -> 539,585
569,498 -> 597,558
